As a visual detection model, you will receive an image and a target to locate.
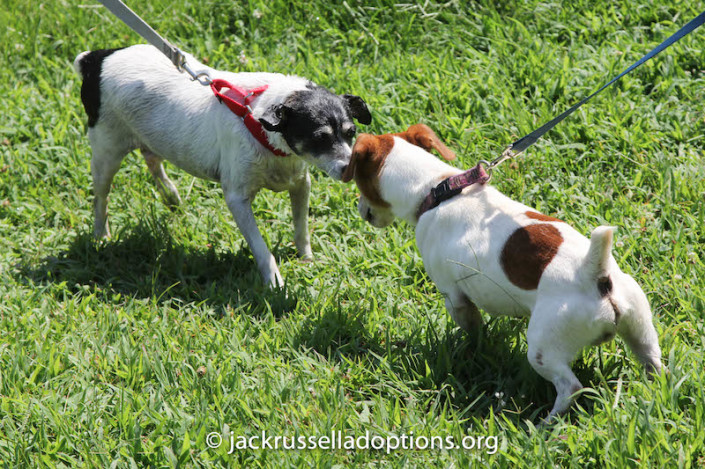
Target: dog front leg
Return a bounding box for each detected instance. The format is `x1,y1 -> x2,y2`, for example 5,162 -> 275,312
224,191 -> 283,288
288,172 -> 313,260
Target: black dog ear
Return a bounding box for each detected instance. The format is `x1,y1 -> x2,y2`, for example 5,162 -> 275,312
259,104 -> 288,132
342,94 -> 372,125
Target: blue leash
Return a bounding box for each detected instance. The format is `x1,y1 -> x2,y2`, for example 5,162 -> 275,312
486,10 -> 705,172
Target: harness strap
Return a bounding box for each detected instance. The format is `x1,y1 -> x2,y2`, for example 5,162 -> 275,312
210,78 -> 288,157
416,163 -> 490,219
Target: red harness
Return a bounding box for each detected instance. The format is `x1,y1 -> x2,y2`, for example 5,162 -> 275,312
210,78 -> 288,157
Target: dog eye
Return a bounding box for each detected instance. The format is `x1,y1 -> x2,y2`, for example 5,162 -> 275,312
344,126 -> 357,140
315,132 -> 332,144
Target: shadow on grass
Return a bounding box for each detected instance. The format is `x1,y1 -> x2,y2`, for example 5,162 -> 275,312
16,219 -> 297,315
294,305 -> 599,425
16,216 -> 601,424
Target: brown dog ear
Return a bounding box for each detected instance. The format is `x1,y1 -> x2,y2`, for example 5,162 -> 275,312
343,133 -> 392,182
342,134 -> 372,182
395,123 -> 456,161
341,151 -> 359,183
344,134 -> 394,206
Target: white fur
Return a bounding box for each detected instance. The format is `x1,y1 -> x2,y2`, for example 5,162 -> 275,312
360,137 -> 663,419
74,44 -> 354,287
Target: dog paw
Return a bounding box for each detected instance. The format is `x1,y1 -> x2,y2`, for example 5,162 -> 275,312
94,225 -> 111,240
298,253 -> 314,263
538,416 -> 554,428
161,190 -> 182,208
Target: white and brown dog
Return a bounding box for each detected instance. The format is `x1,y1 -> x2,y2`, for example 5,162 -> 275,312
73,44 -> 371,287
343,124 -> 662,419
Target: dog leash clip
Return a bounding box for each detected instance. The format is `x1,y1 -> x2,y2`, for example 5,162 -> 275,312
179,60 -> 213,86
478,145 -> 520,182
173,49 -> 212,86
493,145 -> 518,169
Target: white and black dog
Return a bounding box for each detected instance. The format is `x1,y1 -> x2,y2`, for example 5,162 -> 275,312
73,44 -> 371,287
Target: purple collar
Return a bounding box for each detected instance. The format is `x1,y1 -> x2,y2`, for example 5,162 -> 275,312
416,163 -> 490,219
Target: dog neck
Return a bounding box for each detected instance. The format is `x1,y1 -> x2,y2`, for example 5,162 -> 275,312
380,141 -> 464,225
416,163 -> 490,219
210,79 -> 289,157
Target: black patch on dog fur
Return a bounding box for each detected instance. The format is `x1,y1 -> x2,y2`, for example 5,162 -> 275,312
77,48 -> 122,127
342,94 -> 372,125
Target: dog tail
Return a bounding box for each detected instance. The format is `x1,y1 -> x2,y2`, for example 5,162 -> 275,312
73,48 -> 123,78
73,49 -> 123,127
584,225 -> 616,279
73,51 -> 91,75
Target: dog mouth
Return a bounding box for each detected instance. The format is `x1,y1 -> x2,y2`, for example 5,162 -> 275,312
358,198 -> 393,228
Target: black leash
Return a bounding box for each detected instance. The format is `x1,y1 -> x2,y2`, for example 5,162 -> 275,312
486,10 -> 705,173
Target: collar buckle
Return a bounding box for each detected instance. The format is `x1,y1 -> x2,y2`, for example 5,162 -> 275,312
430,178 -> 460,204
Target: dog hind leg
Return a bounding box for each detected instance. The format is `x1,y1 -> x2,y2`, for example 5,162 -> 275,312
142,149 -> 182,208
88,127 -> 132,238
527,300 -> 586,421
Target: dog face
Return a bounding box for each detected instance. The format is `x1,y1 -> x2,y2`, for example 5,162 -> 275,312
343,124 -> 456,227
358,194 -> 395,228
259,86 -> 371,180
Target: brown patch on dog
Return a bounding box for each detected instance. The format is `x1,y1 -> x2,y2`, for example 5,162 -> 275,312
525,211 -> 563,223
342,133 -> 393,207
501,224 -> 564,290
394,123 -> 456,161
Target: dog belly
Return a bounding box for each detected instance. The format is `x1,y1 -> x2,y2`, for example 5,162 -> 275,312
146,148 -> 221,181
451,263 -> 535,317
465,284 -> 534,317
422,249 -> 535,317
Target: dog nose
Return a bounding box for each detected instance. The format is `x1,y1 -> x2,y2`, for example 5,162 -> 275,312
340,164 -> 350,181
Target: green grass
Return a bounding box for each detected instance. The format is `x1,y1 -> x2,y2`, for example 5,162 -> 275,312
1,0 -> 704,467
